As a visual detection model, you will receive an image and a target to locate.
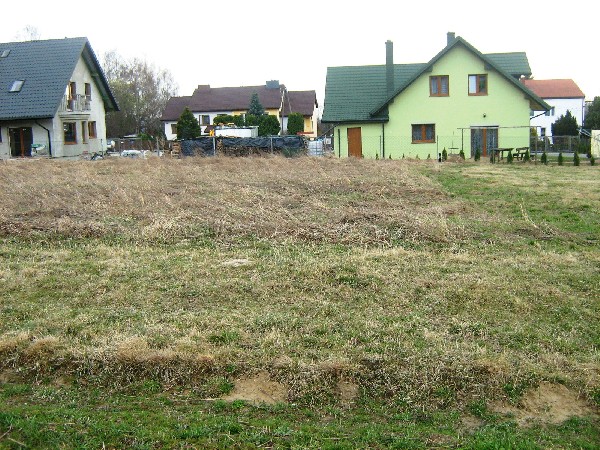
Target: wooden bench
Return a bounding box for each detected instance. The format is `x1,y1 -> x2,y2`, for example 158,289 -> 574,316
513,147 -> 529,160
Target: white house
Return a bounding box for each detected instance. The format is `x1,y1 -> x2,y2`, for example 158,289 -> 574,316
0,37 -> 118,159
161,82 -> 318,140
521,79 -> 585,137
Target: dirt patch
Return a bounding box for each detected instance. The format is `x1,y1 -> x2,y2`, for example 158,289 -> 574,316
337,380 -> 359,406
222,371 -> 287,405
492,382 -> 598,426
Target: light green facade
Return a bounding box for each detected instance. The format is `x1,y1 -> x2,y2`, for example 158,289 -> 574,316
335,45 -> 532,159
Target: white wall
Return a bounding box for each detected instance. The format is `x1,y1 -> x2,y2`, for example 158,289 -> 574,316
164,111 -> 235,140
530,98 -> 585,137
51,55 -> 108,158
592,130 -> 600,157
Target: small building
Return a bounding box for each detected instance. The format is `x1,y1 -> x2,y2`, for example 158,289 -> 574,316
520,79 -> 586,137
0,37 -> 118,159
161,81 -> 318,139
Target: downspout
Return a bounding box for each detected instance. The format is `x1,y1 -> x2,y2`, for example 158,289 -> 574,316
337,128 -> 341,158
382,122 -> 385,159
35,120 -> 52,157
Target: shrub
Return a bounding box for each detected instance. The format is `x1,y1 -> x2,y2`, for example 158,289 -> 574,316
558,152 -> 564,166
591,154 -> 596,166
474,148 -> 481,161
459,149 -> 465,159
286,112 -> 304,135
427,154 -> 431,160
523,149 -> 530,162
375,153 -> 379,160
506,150 -> 514,164
541,151 -> 548,165
573,151 -> 580,166
442,148 -> 448,161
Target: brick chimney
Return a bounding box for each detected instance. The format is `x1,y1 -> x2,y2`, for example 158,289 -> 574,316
386,40 -> 394,95
447,32 -> 456,46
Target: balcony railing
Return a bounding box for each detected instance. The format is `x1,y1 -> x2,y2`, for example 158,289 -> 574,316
59,94 -> 91,113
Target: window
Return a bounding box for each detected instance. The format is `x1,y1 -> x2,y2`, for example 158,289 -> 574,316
171,124 -> 177,135
201,115 -> 210,125
468,74 -> 487,95
412,124 -> 435,143
82,122 -> 88,143
1,50 -> 10,58
540,128 -> 546,137
88,121 -> 97,139
9,80 -> 24,92
545,107 -> 555,117
85,83 -> 91,100
430,75 -> 449,96
64,122 -> 77,144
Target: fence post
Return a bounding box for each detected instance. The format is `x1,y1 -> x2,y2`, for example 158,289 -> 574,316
270,137 -> 273,154
212,137 -> 216,156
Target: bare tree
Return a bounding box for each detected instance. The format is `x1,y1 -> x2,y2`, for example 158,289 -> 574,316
14,25 -> 41,41
101,51 -> 178,139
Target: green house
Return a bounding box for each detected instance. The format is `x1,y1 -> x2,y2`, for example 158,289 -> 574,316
322,33 -> 550,159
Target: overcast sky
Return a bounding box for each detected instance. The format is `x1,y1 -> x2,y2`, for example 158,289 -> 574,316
2,0 -> 598,118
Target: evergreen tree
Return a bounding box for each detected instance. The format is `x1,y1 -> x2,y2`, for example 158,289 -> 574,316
551,110 -> 579,136
248,92 -> 265,116
523,149 -> 531,162
459,149 -> 465,159
541,151 -> 548,165
506,150 -> 514,163
442,148 -> 448,161
590,154 -> 596,166
258,115 -> 281,136
287,112 -> 304,135
583,96 -> 600,130
474,148 -> 481,161
573,150 -> 580,166
557,151 -> 564,165
176,107 -> 201,139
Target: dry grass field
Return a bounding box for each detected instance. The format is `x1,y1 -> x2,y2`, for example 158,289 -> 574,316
0,156 -> 598,448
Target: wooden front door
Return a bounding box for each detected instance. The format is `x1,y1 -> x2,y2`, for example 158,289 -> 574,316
9,127 -> 33,157
347,127 -> 362,158
471,127 -> 498,157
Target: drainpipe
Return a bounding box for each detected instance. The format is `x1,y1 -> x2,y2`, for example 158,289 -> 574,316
35,120 -> 52,157
382,122 -> 385,159
337,128 -> 341,158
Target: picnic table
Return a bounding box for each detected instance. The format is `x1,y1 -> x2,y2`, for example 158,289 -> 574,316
490,147 -> 513,163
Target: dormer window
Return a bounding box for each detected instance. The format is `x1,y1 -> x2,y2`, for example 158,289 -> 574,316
0,50 -> 10,58
9,80 -> 24,92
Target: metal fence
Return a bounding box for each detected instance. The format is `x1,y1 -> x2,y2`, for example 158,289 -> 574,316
529,135 -> 591,154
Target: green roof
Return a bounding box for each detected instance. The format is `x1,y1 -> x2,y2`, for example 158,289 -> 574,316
322,63 -> 425,123
322,38 -> 547,123
486,52 -> 531,78
0,37 -> 118,120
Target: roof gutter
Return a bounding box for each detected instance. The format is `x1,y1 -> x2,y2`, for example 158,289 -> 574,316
35,120 -> 52,157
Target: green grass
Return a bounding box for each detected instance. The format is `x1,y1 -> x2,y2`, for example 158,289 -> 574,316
0,157 -> 598,448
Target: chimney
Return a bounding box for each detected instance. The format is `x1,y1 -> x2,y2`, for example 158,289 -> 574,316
386,40 -> 394,95
447,32 -> 456,46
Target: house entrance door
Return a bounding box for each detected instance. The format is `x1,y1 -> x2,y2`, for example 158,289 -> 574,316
347,127 -> 362,158
9,127 -> 33,157
470,127 -> 498,157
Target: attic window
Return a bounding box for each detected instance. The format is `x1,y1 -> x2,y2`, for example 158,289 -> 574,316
0,50 -> 10,58
9,80 -> 24,92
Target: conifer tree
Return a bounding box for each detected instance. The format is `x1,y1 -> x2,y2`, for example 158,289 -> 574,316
248,92 -> 265,116
176,107 -> 201,139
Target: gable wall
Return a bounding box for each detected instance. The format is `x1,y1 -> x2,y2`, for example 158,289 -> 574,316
51,55 -> 108,158
383,44 -> 531,158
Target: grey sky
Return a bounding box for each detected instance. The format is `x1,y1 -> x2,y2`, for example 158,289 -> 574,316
2,0 -> 598,119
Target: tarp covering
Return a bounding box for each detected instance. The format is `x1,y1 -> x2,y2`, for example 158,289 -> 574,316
179,136 -> 306,157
